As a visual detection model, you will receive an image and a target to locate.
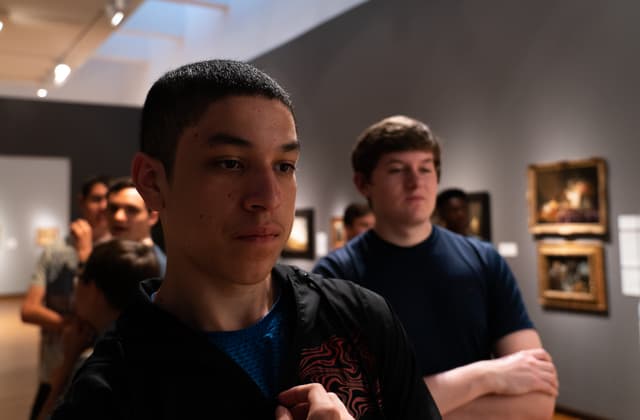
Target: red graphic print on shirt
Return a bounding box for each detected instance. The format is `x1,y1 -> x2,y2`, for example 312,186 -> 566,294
298,334 -> 382,418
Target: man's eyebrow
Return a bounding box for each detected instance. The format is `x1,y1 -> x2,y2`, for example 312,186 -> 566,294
385,156 -> 434,164
207,134 -> 301,153
206,134 -> 251,148
281,141 -> 301,153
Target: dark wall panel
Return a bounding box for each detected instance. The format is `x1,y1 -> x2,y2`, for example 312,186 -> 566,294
0,97 -> 140,219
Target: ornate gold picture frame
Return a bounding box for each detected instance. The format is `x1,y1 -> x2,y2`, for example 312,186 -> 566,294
537,241 -> 607,312
527,158 -> 607,235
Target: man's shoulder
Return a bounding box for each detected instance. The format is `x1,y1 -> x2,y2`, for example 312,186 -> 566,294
434,226 -> 497,259
312,234 -> 370,280
279,264 -> 391,320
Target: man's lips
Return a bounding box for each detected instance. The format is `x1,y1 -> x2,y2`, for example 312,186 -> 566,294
405,195 -> 425,202
235,226 -> 282,241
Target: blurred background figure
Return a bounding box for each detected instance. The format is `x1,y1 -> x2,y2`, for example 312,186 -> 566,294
36,239 -> 160,420
343,202 -> 375,241
20,175 -> 111,420
435,188 -> 470,236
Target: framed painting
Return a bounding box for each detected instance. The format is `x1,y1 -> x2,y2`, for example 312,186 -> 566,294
537,241 -> 607,312
527,158 -> 607,235
282,208 -> 315,259
467,192 -> 491,242
330,216 -> 346,250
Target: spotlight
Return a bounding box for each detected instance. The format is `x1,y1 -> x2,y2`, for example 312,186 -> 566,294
105,0 -> 127,27
54,63 -> 71,85
110,11 -> 124,27
37,89 -> 48,98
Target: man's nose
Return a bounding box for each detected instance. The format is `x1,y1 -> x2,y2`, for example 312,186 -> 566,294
113,208 -> 127,221
242,169 -> 282,212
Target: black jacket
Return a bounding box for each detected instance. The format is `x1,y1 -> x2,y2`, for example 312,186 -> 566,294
52,265 -> 440,419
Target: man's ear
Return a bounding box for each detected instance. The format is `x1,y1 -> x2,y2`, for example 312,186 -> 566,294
132,152 -> 167,212
147,210 -> 160,227
353,172 -> 370,197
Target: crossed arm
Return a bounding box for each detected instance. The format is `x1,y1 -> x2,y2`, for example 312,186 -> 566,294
425,329 -> 558,420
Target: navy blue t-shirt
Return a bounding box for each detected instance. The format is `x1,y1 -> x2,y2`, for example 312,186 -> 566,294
313,225 -> 533,376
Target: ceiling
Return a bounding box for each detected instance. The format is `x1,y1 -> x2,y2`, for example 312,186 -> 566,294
0,0 -> 367,106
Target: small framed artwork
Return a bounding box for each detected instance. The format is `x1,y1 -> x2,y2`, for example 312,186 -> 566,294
282,208 -> 315,259
467,192 -> 491,242
527,158 -> 607,235
330,217 -> 346,250
537,241 -> 607,312
35,227 -> 60,247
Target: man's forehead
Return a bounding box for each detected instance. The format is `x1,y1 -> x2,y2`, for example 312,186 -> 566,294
109,188 -> 144,204
380,150 -> 434,163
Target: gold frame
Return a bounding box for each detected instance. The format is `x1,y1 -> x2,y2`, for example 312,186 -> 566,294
527,158 -> 607,235
537,241 -> 607,312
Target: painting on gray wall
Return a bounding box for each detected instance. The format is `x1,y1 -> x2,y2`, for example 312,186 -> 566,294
467,192 -> 492,242
537,241 -> 607,313
282,208 -> 315,260
527,157 -> 607,235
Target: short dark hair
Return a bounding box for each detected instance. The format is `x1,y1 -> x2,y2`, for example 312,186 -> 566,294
351,115 -> 441,181
80,239 -> 160,310
80,175 -> 112,200
436,188 -> 468,211
343,203 -> 372,228
140,59 -> 294,178
107,177 -> 136,197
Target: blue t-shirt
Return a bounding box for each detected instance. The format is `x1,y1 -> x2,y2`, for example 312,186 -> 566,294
207,294 -> 288,399
313,225 -> 533,376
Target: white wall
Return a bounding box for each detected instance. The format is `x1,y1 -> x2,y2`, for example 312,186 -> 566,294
0,156 -> 70,294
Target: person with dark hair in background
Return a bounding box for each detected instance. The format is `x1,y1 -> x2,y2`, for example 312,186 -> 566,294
435,188 -> 470,236
104,177 -> 166,274
76,176 -> 167,275
21,175 -> 111,420
314,115 -> 558,419
343,203 -> 375,242
52,60 -> 439,420
37,239 -> 161,420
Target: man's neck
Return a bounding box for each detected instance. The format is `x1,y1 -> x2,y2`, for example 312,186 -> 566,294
92,231 -> 112,245
154,265 -> 276,332
373,219 -> 433,247
140,237 -> 154,246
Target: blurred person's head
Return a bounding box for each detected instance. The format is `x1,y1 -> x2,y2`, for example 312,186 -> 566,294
78,175 -> 112,241
107,178 -> 159,243
343,203 -> 375,241
436,188 -> 470,235
75,239 -> 160,331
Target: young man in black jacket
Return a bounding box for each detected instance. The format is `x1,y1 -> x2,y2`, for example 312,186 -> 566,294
52,60 -> 440,420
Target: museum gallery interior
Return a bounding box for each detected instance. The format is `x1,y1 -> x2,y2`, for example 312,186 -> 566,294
1,1 -> 639,419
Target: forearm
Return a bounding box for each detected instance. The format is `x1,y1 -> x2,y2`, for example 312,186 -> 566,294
37,357 -> 79,420
21,304 -> 65,331
444,391 -> 556,420
424,360 -> 497,414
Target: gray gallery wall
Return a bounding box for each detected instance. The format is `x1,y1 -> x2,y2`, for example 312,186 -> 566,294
0,97 -> 140,221
253,0 -> 640,417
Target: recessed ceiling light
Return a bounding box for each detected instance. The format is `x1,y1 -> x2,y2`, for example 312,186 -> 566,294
37,89 -> 48,98
54,64 -> 71,85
